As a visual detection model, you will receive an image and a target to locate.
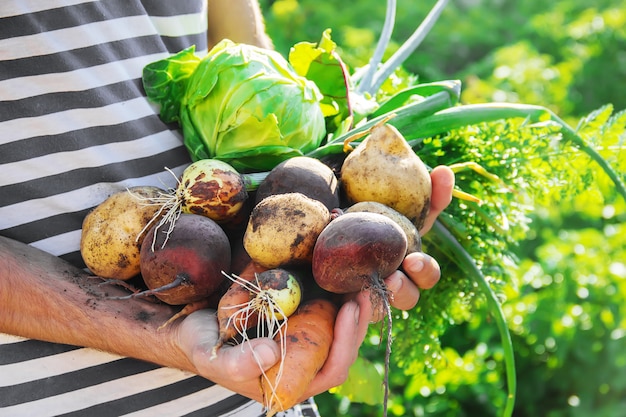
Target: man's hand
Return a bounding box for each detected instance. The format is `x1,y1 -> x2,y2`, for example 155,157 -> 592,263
176,310 -> 279,402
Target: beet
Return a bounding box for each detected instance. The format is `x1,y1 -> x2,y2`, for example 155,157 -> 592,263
255,156 -> 340,210
311,211 -> 408,417
311,211 -> 408,294
135,213 -> 231,305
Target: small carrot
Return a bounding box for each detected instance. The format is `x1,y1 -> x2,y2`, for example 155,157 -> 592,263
211,261 -> 267,356
261,298 -> 338,417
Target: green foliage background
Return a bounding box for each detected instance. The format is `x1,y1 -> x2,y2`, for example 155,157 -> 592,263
260,1 -> 626,416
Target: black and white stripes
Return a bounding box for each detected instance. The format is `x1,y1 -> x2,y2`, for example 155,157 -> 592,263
1,2 -> 265,415
0,335 -> 265,417
0,334 -> 320,416
0,0 -> 205,265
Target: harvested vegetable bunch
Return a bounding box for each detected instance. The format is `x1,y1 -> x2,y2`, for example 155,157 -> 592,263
79,4 -> 626,415
142,40 -> 326,172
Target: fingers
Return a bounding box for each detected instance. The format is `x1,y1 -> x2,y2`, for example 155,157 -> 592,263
215,338 -> 280,381
421,165 -> 455,235
402,252 -> 441,290
176,310 -> 220,358
379,252 -> 441,314
385,270 -> 421,311
176,309 -> 280,399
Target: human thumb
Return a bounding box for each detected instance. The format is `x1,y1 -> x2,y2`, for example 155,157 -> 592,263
218,338 -> 280,379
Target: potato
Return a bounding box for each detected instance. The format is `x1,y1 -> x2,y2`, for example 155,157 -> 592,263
243,192 -> 331,268
80,186 -> 165,280
340,122 -> 432,230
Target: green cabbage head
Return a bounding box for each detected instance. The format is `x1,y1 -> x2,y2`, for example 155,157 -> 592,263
142,40 -> 326,172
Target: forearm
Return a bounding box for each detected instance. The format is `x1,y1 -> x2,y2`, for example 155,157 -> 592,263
207,0 -> 273,49
0,236 -> 196,373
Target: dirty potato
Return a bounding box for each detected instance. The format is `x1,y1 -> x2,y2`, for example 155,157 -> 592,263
80,186 -> 165,280
243,192 -> 331,268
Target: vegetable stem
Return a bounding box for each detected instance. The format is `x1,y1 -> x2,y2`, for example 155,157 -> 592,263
369,80 -> 462,119
367,0 -> 450,94
431,220 -> 516,417
306,88 -> 458,160
356,0 -> 396,95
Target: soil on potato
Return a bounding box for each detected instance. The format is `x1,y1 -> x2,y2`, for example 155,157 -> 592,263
249,204 -> 316,254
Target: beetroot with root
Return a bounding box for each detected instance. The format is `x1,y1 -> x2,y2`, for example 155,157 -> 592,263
311,211 -> 408,417
127,213 -> 231,305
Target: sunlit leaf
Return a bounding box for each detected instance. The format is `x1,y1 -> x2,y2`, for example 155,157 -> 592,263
329,357 -> 384,406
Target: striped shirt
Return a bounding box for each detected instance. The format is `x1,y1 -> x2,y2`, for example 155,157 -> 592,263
0,1 -> 319,416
